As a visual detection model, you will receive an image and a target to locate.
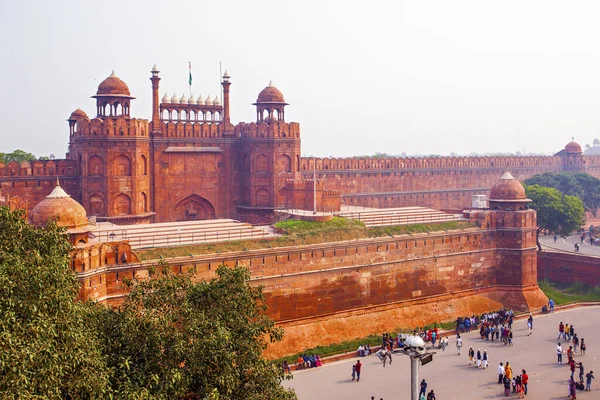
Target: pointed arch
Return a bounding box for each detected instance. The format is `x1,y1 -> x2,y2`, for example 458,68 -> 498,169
174,194 -> 216,221
114,193 -> 131,215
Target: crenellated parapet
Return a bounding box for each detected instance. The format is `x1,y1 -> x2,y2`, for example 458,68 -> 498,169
300,155 -> 563,171
70,116 -> 149,138
0,159 -> 77,177
234,121 -> 300,139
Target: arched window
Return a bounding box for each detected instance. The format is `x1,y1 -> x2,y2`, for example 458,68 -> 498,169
139,155 -> 147,175
140,192 -> 148,212
279,154 -> 292,173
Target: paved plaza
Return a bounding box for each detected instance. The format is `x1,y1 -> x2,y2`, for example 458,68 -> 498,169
285,306 -> 600,400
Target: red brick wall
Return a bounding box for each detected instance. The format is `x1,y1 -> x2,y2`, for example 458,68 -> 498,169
538,251 -> 600,286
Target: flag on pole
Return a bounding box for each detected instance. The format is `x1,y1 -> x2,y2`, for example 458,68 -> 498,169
189,62 -> 192,86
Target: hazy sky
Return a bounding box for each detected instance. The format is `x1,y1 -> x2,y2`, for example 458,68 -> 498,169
2,0 -> 600,158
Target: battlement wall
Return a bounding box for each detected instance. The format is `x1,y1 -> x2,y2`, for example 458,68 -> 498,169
538,251 -> 600,286
71,117 -> 149,138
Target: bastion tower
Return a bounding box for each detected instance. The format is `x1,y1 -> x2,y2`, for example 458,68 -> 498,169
486,172 -> 539,292
68,71 -> 152,224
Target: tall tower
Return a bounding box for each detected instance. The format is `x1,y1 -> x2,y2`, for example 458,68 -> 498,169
237,82 -> 301,223
560,138 -> 585,173
150,64 -> 161,132
221,70 -> 232,127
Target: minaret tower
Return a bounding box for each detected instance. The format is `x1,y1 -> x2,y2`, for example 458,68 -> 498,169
150,64 -> 161,132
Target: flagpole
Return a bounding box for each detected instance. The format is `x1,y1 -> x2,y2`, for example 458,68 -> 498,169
219,61 -> 223,120
189,62 -> 192,97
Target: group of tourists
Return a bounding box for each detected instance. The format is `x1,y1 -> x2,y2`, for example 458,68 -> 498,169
498,362 -> 528,398
419,379 -> 436,400
455,308 -> 515,334
557,321 -> 594,399
295,354 -> 322,369
357,344 -> 372,357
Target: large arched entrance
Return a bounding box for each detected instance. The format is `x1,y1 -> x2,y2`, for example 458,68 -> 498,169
174,194 -> 216,221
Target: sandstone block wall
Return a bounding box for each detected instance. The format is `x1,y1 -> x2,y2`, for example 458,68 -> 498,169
538,251 -> 600,286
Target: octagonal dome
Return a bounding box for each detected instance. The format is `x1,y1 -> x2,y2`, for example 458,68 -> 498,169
256,81 -> 285,103
30,184 -> 89,229
96,71 -> 131,97
489,172 -> 527,202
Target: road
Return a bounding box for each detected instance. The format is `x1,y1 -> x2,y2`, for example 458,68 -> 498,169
285,306 -> 600,400
540,232 -> 600,256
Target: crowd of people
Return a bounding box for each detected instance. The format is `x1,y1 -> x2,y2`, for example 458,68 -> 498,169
557,321 -> 595,399
294,354 -> 322,370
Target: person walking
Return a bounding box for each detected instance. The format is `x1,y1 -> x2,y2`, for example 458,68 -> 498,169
419,379 -> 427,398
476,349 -> 482,368
503,375 -> 511,396
483,350 -> 489,369
581,338 -> 586,355
568,376 -> 577,399
573,334 -> 579,353
456,336 -> 463,356
557,343 -> 564,364
585,370 -> 594,391
351,364 -> 356,381
527,319 -> 532,336
468,346 -> 475,365
498,362 -> 505,384
522,369 -> 529,395
355,360 -> 362,382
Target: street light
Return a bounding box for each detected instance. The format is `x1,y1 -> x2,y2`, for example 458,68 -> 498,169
396,335 -> 435,400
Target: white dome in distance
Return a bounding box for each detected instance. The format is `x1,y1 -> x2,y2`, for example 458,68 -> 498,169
205,95 -> 212,105
161,93 -> 170,103
213,95 -> 221,106
196,94 -> 204,105
179,94 -> 188,104
171,93 -> 179,104
188,94 -> 195,103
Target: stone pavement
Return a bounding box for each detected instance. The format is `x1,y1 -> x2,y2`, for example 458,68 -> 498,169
285,306 -> 600,400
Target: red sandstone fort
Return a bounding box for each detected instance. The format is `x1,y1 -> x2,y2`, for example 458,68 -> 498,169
4,66 -> 597,357
0,66 -> 598,223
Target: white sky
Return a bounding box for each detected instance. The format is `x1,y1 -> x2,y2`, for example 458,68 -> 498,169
2,0 -> 600,158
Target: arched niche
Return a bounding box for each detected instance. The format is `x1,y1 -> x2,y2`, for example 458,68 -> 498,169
255,154 -> 269,173
113,155 -> 131,176
114,193 -> 131,215
174,194 -> 216,221
256,187 -> 270,207
88,155 -> 104,176
89,193 -> 104,215
279,154 -> 292,173
139,155 -> 148,175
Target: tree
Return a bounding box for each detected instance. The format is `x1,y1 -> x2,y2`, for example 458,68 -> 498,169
0,150 -> 36,164
0,207 -> 111,399
525,184 -> 585,250
524,172 -> 600,215
94,263 -> 297,399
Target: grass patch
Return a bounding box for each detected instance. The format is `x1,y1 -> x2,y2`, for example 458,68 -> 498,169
539,279 -> 600,305
137,218 -> 474,261
272,320 -> 457,365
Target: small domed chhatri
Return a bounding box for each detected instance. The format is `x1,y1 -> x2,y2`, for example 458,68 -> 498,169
96,71 -> 131,97
256,81 -> 286,103
69,108 -> 88,120
489,172 -> 527,201
488,171 -> 532,210
30,182 -> 90,230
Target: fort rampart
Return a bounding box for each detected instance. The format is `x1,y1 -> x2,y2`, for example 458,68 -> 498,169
538,251 -> 600,286
76,216 -> 545,357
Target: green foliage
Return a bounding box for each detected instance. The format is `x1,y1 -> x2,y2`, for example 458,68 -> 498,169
94,263 -> 297,399
538,279 -> 600,305
524,172 -> 600,214
525,184 -> 585,234
0,149 -> 36,164
0,207 -> 111,399
0,207 -> 296,399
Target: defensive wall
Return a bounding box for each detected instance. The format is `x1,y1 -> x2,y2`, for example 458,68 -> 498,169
75,207 -> 546,357
538,251 -> 600,286
300,154 -> 600,210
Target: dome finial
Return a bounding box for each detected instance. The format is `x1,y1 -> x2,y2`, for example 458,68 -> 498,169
267,80 -> 274,87
56,177 -> 60,187
110,70 -> 116,77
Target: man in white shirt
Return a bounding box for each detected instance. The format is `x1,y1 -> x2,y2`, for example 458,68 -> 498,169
498,362 -> 505,384
557,343 -> 563,364
456,336 -> 463,356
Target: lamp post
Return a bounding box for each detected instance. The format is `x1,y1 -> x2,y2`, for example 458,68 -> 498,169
399,335 -> 435,400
